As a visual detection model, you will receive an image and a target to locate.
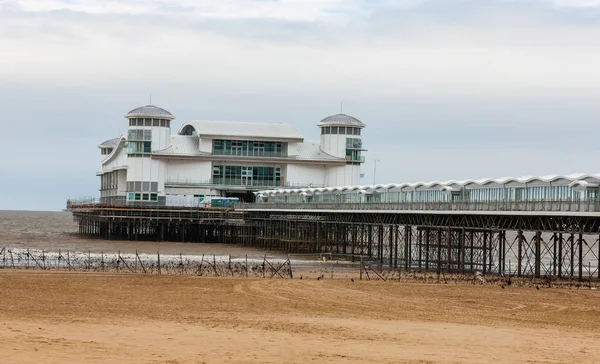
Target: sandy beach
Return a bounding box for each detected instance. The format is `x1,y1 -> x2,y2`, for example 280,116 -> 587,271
1,270 -> 599,363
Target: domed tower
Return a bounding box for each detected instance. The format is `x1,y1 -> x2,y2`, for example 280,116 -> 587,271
124,105 -> 175,204
317,114 -> 366,186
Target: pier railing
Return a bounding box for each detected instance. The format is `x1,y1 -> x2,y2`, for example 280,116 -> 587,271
68,199 -> 600,212
239,199 -> 600,213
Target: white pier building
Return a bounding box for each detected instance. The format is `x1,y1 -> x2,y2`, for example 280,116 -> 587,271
97,105 -> 366,205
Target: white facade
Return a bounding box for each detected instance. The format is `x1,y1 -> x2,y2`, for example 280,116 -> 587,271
96,105 -> 366,204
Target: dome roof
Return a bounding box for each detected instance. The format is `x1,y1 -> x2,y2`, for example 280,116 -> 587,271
317,113 -> 365,127
124,105 -> 175,120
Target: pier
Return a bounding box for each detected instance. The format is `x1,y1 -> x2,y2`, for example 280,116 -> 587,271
69,199 -> 600,282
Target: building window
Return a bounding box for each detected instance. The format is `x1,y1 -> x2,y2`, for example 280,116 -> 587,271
153,119 -> 159,127
212,165 -> 282,186
142,193 -> 149,201
128,129 -> 152,141
127,141 -> 152,154
212,139 -> 284,157
150,193 -> 158,201
135,193 -> 141,201
331,126 -> 338,134
325,127 -> 330,134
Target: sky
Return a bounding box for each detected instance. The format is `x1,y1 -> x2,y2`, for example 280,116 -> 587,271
1,0 -> 600,210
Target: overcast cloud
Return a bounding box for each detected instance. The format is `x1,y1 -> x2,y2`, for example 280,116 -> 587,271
1,0 -> 600,210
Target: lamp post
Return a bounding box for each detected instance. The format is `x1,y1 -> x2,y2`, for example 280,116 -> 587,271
373,159 -> 380,187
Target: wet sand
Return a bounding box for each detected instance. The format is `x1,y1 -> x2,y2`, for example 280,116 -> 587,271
1,270 -> 599,363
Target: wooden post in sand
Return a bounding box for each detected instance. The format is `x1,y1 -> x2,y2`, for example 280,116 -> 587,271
198,254 -> 204,276
359,255 -> 363,280
157,251 -> 161,275
287,255 -> 293,279
213,255 -> 217,276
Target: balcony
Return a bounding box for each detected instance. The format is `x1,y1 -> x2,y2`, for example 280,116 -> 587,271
212,149 -> 288,158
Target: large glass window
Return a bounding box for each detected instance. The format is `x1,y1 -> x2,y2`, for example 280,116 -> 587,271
127,141 -> 152,154
212,165 -> 282,186
346,138 -> 362,149
212,140 -> 285,157
128,129 -> 152,141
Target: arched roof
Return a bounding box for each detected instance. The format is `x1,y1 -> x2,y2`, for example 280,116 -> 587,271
125,105 -> 175,120
317,114 -> 365,127
98,138 -> 120,149
100,134 -> 127,164
256,172 -> 600,197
